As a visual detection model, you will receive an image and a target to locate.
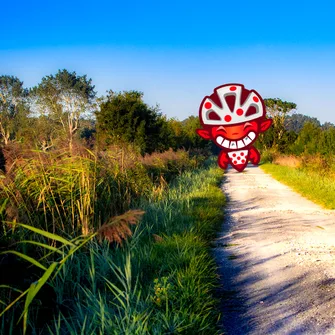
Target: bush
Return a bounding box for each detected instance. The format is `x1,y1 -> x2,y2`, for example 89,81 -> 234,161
260,148 -> 279,163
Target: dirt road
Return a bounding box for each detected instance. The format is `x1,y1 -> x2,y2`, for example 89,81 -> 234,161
214,165 -> 335,335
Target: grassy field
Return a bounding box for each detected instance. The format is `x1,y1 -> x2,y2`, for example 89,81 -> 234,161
0,152 -> 225,334
261,163 -> 335,209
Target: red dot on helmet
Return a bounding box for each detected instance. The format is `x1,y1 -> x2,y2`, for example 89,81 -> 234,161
237,156 -> 241,160
240,152 -> 244,156
233,160 -> 237,164
230,86 -> 237,91
242,159 -> 245,163
205,102 -> 212,109
236,108 -> 243,116
224,115 -> 232,122
232,153 -> 236,157
253,96 -> 259,102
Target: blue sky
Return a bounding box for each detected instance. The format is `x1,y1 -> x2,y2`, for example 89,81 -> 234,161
1,0 -> 335,123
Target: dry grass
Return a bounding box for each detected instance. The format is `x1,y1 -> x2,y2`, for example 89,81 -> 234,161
273,155 -> 302,168
140,148 -> 191,167
97,209 -> 145,244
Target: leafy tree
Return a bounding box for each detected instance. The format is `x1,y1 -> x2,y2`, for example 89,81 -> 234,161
290,122 -> 321,155
96,90 -> 171,155
0,76 -> 29,145
285,113 -> 321,133
182,116 -> 210,151
31,69 -> 96,153
165,118 -> 188,150
280,130 -> 298,153
27,115 -> 62,151
316,126 -> 335,155
264,98 -> 297,149
321,122 -> 335,130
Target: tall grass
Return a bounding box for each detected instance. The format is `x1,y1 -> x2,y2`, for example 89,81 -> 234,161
1,150 -> 225,334
0,148 -> 198,242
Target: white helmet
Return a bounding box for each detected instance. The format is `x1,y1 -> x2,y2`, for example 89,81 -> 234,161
200,84 -> 265,126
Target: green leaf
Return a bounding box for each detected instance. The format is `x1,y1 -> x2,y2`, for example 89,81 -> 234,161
16,241 -> 65,256
5,222 -> 75,247
52,233 -> 96,280
0,285 -> 23,294
0,198 -> 8,214
0,288 -> 29,318
21,262 -> 58,335
0,251 -> 46,271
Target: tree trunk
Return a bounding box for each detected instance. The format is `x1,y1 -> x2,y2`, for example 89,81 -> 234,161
69,135 -> 73,155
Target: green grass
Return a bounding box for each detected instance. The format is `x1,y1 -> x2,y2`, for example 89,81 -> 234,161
1,161 -> 226,334
261,163 -> 335,209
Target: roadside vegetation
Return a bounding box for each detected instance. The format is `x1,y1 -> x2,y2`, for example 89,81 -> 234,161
1,153 -> 224,334
0,70 -> 225,334
261,161 -> 335,209
256,98 -> 335,210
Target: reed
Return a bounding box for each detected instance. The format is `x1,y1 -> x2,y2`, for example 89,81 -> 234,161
1,150 -> 223,334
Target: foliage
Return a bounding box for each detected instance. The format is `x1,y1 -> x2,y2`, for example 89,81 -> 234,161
96,90 -> 170,155
257,98 -> 296,151
285,113 -> 321,133
0,76 -> 29,145
31,69 -> 96,152
0,71 -> 213,156
0,69 -> 224,335
1,162 -> 225,334
0,147 -> 203,242
140,148 -> 201,184
0,210 -> 144,335
261,163 -> 335,209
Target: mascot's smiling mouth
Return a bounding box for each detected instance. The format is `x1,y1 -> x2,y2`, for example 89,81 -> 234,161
215,131 -> 256,149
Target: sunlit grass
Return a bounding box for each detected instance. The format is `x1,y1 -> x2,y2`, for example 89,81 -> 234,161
261,163 -> 335,209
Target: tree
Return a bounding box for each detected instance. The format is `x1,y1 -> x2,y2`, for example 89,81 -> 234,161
31,69 -> 96,153
285,113 -> 321,133
96,90 -> 171,155
166,118 -> 184,150
264,98 -> 297,149
182,116 -> 209,150
27,115 -> 61,151
290,122 -> 321,155
0,76 -> 29,145
321,122 -> 335,131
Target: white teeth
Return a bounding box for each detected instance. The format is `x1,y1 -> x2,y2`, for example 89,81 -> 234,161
248,131 -> 256,140
216,136 -> 224,145
218,131 -> 256,149
237,140 -> 245,149
243,136 -> 252,145
230,141 -> 237,149
222,139 -> 230,148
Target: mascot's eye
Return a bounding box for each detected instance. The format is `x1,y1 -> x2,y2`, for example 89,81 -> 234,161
245,106 -> 257,117
243,122 -> 253,129
208,111 -> 221,120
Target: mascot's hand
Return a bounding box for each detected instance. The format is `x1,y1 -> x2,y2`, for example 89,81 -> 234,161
218,151 -> 229,169
249,147 -> 260,165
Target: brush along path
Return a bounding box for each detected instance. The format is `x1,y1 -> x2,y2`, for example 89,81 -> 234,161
214,165 -> 335,335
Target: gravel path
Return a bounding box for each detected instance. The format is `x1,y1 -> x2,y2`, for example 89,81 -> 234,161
214,165 -> 335,335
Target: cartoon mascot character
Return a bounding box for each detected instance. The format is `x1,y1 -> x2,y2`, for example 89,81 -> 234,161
196,83 -> 272,172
